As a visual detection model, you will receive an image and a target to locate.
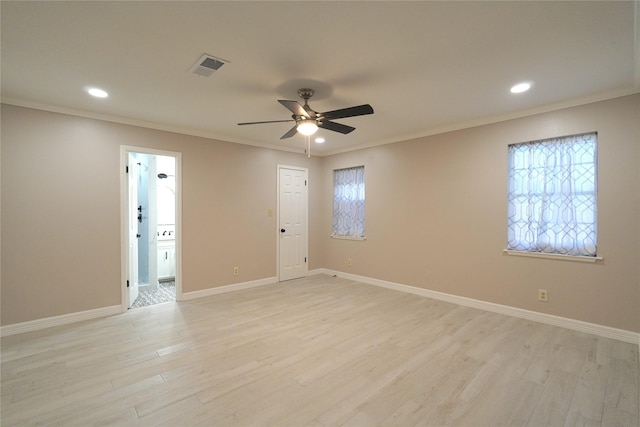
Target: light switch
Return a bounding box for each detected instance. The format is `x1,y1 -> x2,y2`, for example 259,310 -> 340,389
267,208 -> 273,217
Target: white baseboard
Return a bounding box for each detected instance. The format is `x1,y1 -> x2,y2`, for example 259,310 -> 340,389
0,305 -> 122,337
311,269 -> 639,345
0,277 -> 278,337
308,268 -> 332,276
181,276 -> 278,301
4,271 -> 636,346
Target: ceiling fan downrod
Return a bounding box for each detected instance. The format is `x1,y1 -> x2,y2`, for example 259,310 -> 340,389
298,88 -> 315,116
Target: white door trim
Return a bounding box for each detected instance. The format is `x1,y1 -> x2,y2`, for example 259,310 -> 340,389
127,158 -> 140,307
120,146 -> 183,311
276,165 -> 309,282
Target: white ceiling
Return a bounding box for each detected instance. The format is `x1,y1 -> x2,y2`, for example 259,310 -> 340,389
2,1 -> 638,156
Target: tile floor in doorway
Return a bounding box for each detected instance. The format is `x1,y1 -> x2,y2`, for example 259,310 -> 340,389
131,281 -> 175,308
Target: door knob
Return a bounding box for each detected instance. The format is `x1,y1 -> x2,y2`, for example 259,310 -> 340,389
280,228 -> 286,233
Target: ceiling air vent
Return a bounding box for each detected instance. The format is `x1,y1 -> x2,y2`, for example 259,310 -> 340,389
190,54 -> 228,77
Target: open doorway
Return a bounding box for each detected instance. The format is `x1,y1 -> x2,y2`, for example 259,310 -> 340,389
121,147 -> 181,310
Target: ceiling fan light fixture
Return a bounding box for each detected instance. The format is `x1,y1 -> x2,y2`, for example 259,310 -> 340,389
297,119 -> 318,136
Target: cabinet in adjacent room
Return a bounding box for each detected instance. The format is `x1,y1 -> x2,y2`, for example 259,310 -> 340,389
157,240 -> 175,280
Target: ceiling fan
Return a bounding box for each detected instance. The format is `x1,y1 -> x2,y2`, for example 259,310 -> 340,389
238,88 -> 374,139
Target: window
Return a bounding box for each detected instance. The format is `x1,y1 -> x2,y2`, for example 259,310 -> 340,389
332,166 -> 365,239
507,132 -> 597,257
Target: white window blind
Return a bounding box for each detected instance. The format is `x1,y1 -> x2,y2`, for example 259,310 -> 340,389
332,166 -> 365,238
507,132 -> 597,257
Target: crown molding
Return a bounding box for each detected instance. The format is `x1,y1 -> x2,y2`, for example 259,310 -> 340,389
4,86 -> 638,158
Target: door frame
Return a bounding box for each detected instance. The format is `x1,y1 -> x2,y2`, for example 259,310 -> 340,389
276,164 -> 308,281
126,158 -> 140,307
120,146 -> 183,311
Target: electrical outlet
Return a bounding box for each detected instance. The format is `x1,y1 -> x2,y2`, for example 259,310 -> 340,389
538,289 -> 548,302
347,258 -> 352,266
233,266 -> 239,276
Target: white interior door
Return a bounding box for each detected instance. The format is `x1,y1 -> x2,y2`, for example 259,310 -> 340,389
127,157 -> 139,307
148,155 -> 158,289
278,166 -> 308,281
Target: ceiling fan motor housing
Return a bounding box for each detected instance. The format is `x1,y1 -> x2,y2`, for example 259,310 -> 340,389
298,88 -> 315,100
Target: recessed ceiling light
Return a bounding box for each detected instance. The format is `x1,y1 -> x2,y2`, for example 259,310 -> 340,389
510,82 -> 532,94
87,87 -> 109,98
315,137 -> 325,143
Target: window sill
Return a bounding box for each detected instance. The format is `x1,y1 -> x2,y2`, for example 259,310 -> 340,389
331,234 -> 367,241
503,250 -> 602,263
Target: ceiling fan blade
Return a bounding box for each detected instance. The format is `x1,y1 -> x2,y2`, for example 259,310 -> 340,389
321,104 -> 374,120
280,126 -> 299,139
278,100 -> 311,118
238,119 -> 295,126
319,120 -> 356,134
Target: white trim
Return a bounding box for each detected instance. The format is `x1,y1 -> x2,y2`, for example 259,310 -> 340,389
308,268 -> 334,276
182,277 -> 278,301
6,88 -> 639,158
634,0 -> 640,88
319,88 -> 640,156
310,269 -> 639,345
4,271 -> 636,347
1,98 -> 305,155
330,234 -> 367,241
503,250 -> 603,263
0,306 -> 121,337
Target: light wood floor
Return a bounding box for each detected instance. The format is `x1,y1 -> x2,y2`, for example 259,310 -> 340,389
2,275 -> 638,426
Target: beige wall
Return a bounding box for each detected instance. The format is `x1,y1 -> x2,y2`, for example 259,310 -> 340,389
1,105 -> 320,325
2,94 -> 639,332
318,94 -> 640,332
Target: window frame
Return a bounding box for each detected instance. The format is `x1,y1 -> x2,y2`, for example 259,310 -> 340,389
331,165 -> 366,240
505,132 -> 601,262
